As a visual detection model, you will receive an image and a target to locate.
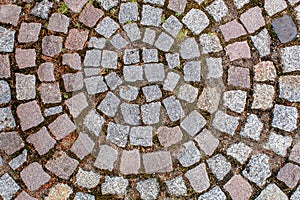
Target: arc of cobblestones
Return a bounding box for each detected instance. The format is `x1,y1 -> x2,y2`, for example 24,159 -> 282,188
0,0 -> 300,199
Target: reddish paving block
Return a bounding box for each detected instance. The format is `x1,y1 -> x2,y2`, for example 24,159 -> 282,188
17,101 -> 44,131
226,41 -> 251,61
277,163 -> 300,188
48,114 -> 76,140
18,22 -> 41,43
120,149 -> 140,175
20,162 -> 50,191
224,175 -> 253,200
27,126 -> 56,155
0,4 -> 21,26
62,53 -> 82,70
15,48 -> 36,69
71,132 -> 95,159
168,0 -> 187,14
142,151 -> 173,173
65,92 -> 89,118
228,66 -> 251,88
0,131 -> 24,155
290,141 -> 300,164
37,62 -> 55,82
79,4 -> 104,27
240,6 -> 265,33
0,54 -> 10,78
185,163 -> 210,193
39,82 -> 62,104
94,145 -> 118,171
45,152 -> 79,180
220,19 -> 247,41
15,191 -> 37,200
65,29 -> 89,50
64,0 -> 88,13
47,13 -> 70,34
194,129 -> 219,156
42,36 -> 63,57
157,126 -> 183,148
253,61 -> 277,82
62,72 -> 84,92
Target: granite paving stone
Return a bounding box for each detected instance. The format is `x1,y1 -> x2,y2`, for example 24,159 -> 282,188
16,73 -> 36,101
0,26 -> 15,53
130,126 -> 153,147
124,49 -> 140,65
182,9 -> 209,35
227,142 -> 252,164
0,107 -> 16,131
65,92 -> 89,118
163,96 -> 185,122
291,186 -> 300,200
48,114 -> 76,140
165,176 -> 187,196
120,149 -> 140,175
272,104 -> 298,132
197,86 -> 221,113
84,76 -> 108,95
101,176 -> 128,195
94,145 -> 118,171
17,101 -> 44,131
64,0 -> 88,13
119,2 -> 139,24
65,29 -> 89,50
15,48 -> 36,69
240,6 -> 265,33
0,80 -> 11,104
144,63 -> 165,82
199,33 -> 222,54
71,132 -> 95,160
0,173 -> 20,200
42,36 -> 62,57
15,191 -> 37,200
62,72 -> 84,92
95,17 -> 119,38
98,0 -> 119,11
220,20 -> 246,41
272,15 -> 297,43
168,0 -> 187,14
198,186 -> 226,200
224,175 -> 253,200
39,82 -> 61,104
239,114 -> 263,141
123,23 -> 141,42
142,85 -> 162,102
137,178 -> 159,199
266,132 -> 292,156
105,72 -> 122,90
142,48 -> 158,63
110,33 -> 129,50
154,32 -> 174,52
101,50 -> 118,69
184,61 -> 201,82
84,50 -> 102,67
79,4 -> 104,28
0,4 -> 21,26
194,129 -> 219,156
74,192 -> 95,200
0,54 -> 11,78
251,29 -> 271,57
165,53 -> 180,69
9,151 -> 27,170
279,75 -> 300,102
75,168 -> 100,189
212,110 -> 240,135
185,163 -> 210,193
207,154 -> 231,180
98,92 -> 120,117
252,84 -> 275,110
281,45 -> 300,73
178,84 -> 198,103
83,109 -> 104,136
44,184 -> 73,200
119,85 -> 139,101
141,102 -> 161,124
177,141 -> 201,167
141,5 -> 163,27
290,141 -> 300,164
46,152 -> 79,179
143,28 -> 156,45
0,131 -> 24,155
21,162 -> 50,191
157,126 -> 183,147
180,38 -> 200,60
62,53 -> 82,70
253,61 -> 276,81
277,163 -> 300,188
163,72 -> 180,91
88,37 -> 106,49
162,15 -> 183,38
107,122 -> 129,147
37,62 -> 55,82
27,127 -> 56,155
265,0 -> 287,16
233,0 -> 250,9
205,0 -> 228,22
180,110 -> 206,136
227,66 -> 250,88
144,0 -> 165,5
206,57 -> 223,79
18,22 -> 41,43
123,65 -> 144,82
226,41 -> 251,61
142,151 -> 173,173
47,13 -> 70,34
255,183 -> 288,200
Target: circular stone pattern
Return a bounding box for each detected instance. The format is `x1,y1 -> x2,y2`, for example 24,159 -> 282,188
0,0 -> 300,199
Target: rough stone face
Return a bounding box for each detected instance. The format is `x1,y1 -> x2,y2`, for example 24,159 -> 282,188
119,2 -> 138,24
184,61 -> 201,82
17,101 -> 44,131
65,29 -> 89,50
165,53 -> 180,69
272,15 -> 297,44
74,192 -> 95,200
162,15 -> 183,38
18,22 -> 41,43
142,151 -> 173,173
279,75 -> 300,102
163,72 -> 180,91
48,114 -> 76,140
107,122 -> 129,148
0,107 -> 16,131
224,175 -> 253,200
21,162 -> 50,191
157,126 -> 183,147
39,82 -> 62,104
200,34 -> 222,54
15,191 -> 37,200
97,0 -> 119,11
0,173 -> 20,200
120,150 -> 140,175
165,176 -> 187,196
242,154 -> 271,187
71,132 -> 95,160
227,142 -> 252,164
212,111 -> 240,136
0,131 -> 24,155
84,49 -> 101,67
154,32 -> 174,52
142,48 -> 158,63
291,186 -> 300,200
266,132 -> 292,157
110,34 -> 128,50
130,126 -> 153,147
143,28 -> 156,45
101,176 -> 128,195
168,0 -> 187,13
31,0 -> 53,19
185,163 -> 210,193
233,0 -> 250,9
252,84 -> 275,110
0,26 -> 15,53
0,80 -> 11,104
228,66 -> 250,88
65,92 -> 89,118
0,54 -> 11,78
38,62 -> 55,82
75,168 -> 100,189
239,114 -> 263,141
205,0 -> 228,22
84,76 -> 108,95
123,49 -> 140,65
290,141 -> 300,164
277,163 -> 300,188
144,63 -> 165,82
197,86 -> 221,113
79,4 -> 103,27
83,109 -> 105,137
251,29 -> 271,57
42,36 -> 62,57
137,178 -> 159,199
141,102 -> 161,125
64,0 -> 88,13
15,48 -> 36,69
223,90 -> 247,113
256,184 -> 288,200
272,104 -> 298,132
180,110 -> 206,136
0,4 -> 21,26
47,13 -> 70,33
27,127 -> 56,155
105,72 -> 122,90
16,73 -> 36,101
101,50 -> 118,69
94,145 -> 118,171
198,186 -> 226,200
46,152 -> 79,180
265,0 -> 287,16
141,5 -> 163,27
45,184 -> 73,200
123,65 -> 144,82
63,72 -> 84,92
220,19 -> 246,41
207,154 -> 231,180
253,61 -> 276,81
240,6 -> 265,33
119,85 -> 139,101
180,38 -> 200,60
120,103 -> 141,125
194,129 -> 219,156
177,141 -> 201,167
142,85 -> 162,102
226,41 -> 251,61
88,37 -> 106,49
163,96 -> 185,122
9,150 -> 27,170
98,92 -> 120,117
124,23 -> 141,42
44,106 -> 63,117
63,53 -> 82,70
182,9 -> 209,34
281,45 -> 300,73
95,17 -> 119,38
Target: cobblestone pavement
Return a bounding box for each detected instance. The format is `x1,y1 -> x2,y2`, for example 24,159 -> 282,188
0,0 -> 300,199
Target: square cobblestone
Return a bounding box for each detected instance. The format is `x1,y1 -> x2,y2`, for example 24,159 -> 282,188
42,36 -> 62,57
178,84 -> 199,103
83,109 -> 105,136
48,114 -> 76,140
212,110 -> 240,135
227,66 -> 250,88
101,176 -> 128,195
144,63 -> 165,82
65,29 -> 89,50
110,33 -> 128,50
143,28 -> 156,45
84,50 -> 102,67
142,48 -> 158,63
163,72 -> 180,91
178,141 -> 201,167
226,41 -> 251,61
183,9 -> 210,35
266,132 -> 292,156
199,33 -> 222,54
185,163 -> 210,193
240,6 -> 265,33
180,37 -> 200,60
224,175 -> 253,200
239,114 -> 263,141
65,92 -> 89,118
220,19 -> 246,41
141,5 -> 163,27
62,53 -> 82,70
123,65 -> 143,82
265,0 -> 287,16
141,102 -> 161,125
0,26 -> 15,53
84,76 -> 108,95
137,178 -> 159,199
130,126 -> 153,147
227,142 -> 252,164
119,85 -> 139,101
251,28 -> 271,57
142,151 -> 173,173
158,126 -> 183,147
281,45 -> 300,73
0,107 -> 16,131
162,15 -> 183,38
47,13 -> 70,33
37,62 -> 55,82
39,82 -> 61,104
71,132 -> 95,160
223,90 -> 247,113
62,72 -> 84,92
165,176 -> 187,196
272,15 -> 297,43
205,0 -> 228,22
15,48 -> 36,69
197,86 -> 221,114
64,0 -> 88,13
199,186 -> 226,200
207,154 -> 231,180
277,163 -> 300,188
119,2 -> 138,24
194,129 -> 219,156
101,50 -> 118,69
17,101 -> 44,131
0,4 -> 21,26
0,131 -> 24,155
142,85 -> 162,102
105,72 -> 122,90
154,32 -> 174,52
16,73 -> 36,100
98,0 -> 118,11
0,55 -> 10,78
166,53 -> 180,69
184,61 -> 201,82
94,145 -> 118,171
252,84 -> 275,110
31,0 -> 53,19
0,173 -> 20,200
168,0 -> 187,14
124,23 -> 141,42
180,110 -> 206,136
120,150 -> 140,175
107,122 -> 129,148
98,92 -> 120,117
124,49 -> 140,65
121,103 -> 141,125
18,22 -> 41,43
95,17 -> 119,38
163,96 -> 185,122
253,61 -> 276,81
79,4 -> 103,28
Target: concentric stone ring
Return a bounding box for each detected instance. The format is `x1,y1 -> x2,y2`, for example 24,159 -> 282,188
0,0 -> 300,199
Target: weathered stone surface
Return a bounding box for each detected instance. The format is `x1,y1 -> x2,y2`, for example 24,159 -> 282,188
65,92 -> 89,118
180,110 -> 206,136
17,101 -> 44,131
223,90 -> 247,113
83,109 -> 104,137
142,151 -> 173,173
94,145 -> 118,171
74,192 -> 95,200
16,73 -> 36,100
197,86 -> 221,113
119,85 -> 139,101
101,176 -> 128,195
182,9 -> 209,34
163,72 -> 180,91
44,106 -> 63,116
39,83 -> 61,104
251,29 -> 271,57
228,66 -> 250,88
233,0 -> 250,9
177,141 -> 201,167
252,84 -> 275,110
0,173 -> 20,200
141,5 -> 163,27
184,61 -> 201,82
226,41 -> 251,61
240,6 -> 265,33
45,183 -> 73,200
265,0 -> 287,16
200,34 -> 222,54
84,76 -> 108,95
42,36 -> 62,57
155,32 -> 174,52
130,126 -> 153,147
76,168 -> 100,189
291,185 -> 300,200
0,107 -> 15,131
207,154 -> 231,180
15,191 -> 37,200
110,33 -> 128,50
277,163 -> 300,188
180,38 -> 200,60
124,23 -> 141,42
279,75 -> 300,102
121,103 -> 141,125
220,19 -> 246,41
266,132 -> 292,156
37,62 -> 55,82
272,104 -> 298,132
137,178 -> 159,199
0,26 -> 15,53
9,149 -> 27,170
71,132 -> 95,160
185,163 -> 210,193
272,14 -> 297,43
46,152 -> 79,180
239,114 -> 263,141
281,45 -> 300,73
194,129 -> 219,156
163,96 -> 185,122
97,0 -> 119,11
256,184 -> 288,200
0,80 -> 11,104
62,72 -> 84,92
0,4 -> 21,26
142,48 -> 158,63
98,92 -> 120,117
64,0 -> 88,13
144,63 -> 165,82
206,0 -> 228,22
107,122 -> 129,148
224,175 -> 253,200
120,150 -> 140,175
227,142 -> 252,164
168,0 -> 186,13
47,13 -> 70,33
18,22 -> 41,43
141,102 -> 161,125
84,50 -> 101,67
88,37 -> 106,49
143,28 -> 156,45
21,162 -> 50,191
290,141 -> 300,164
27,127 -> 56,155
48,114 -> 76,140
119,2 -> 138,24
165,176 -> 187,196
142,85 -> 162,102
95,17 -> 119,38
15,48 -> 36,69
123,65 -> 144,82
198,186 -> 226,200
162,15 -> 182,38
31,0 -> 53,19
212,111 -> 239,135
0,131 -> 24,155
253,61 -> 276,81
157,126 -> 183,147
105,72 -> 122,90
0,54 -> 10,78
79,4 -> 103,27
65,29 -> 89,50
